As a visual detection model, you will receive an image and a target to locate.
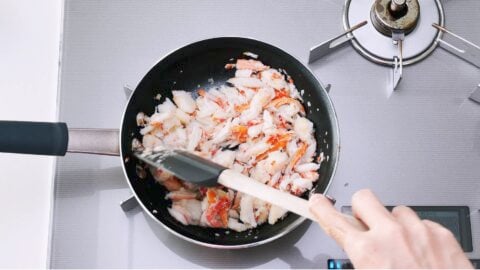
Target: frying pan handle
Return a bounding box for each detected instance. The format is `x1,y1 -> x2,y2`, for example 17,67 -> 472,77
0,121 -> 120,156
67,128 -> 119,156
0,121 -> 68,156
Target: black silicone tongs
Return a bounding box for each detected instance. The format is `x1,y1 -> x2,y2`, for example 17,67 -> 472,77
134,149 -> 317,220
135,149 -> 367,231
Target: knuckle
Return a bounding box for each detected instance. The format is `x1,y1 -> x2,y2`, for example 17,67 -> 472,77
412,223 -> 429,236
383,222 -> 404,235
349,237 -> 372,253
391,205 -> 408,214
436,227 -> 455,240
352,189 -> 373,204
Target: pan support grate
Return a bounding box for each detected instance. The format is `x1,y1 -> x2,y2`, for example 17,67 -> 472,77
309,0 -> 480,94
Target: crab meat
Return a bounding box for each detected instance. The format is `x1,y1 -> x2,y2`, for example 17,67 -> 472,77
294,117 -> 314,142
170,199 -> 203,225
142,134 -> 163,151
228,218 -> 250,232
136,112 -> 148,126
235,69 -> 253,78
137,58 -> 320,230
268,205 -> 288,225
227,77 -> 265,89
212,150 -> 236,168
240,87 -> 274,123
239,195 -> 257,227
211,118 -> 233,143
295,162 -> 320,173
250,160 -> 270,184
261,69 -> 288,90
175,108 -> 191,124
165,189 -> 198,200
236,59 -> 268,71
173,90 -> 197,114
264,150 -> 289,175
168,206 -> 189,225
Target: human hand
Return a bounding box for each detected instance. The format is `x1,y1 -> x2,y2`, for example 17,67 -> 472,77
309,189 -> 473,269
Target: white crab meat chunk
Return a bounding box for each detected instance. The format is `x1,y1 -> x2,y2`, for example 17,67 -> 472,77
279,174 -> 296,191
286,139 -> 298,157
212,150 -> 236,168
302,140 -> 317,163
268,205 -> 288,225
253,198 -> 269,225
142,134 -> 163,151
228,77 -> 265,89
186,121 -> 202,151
168,199 -> 203,226
175,108 -> 191,124
289,84 -> 303,100
136,112 -> 148,126
161,116 -> 181,132
180,199 -> 202,224
291,176 -> 313,192
276,103 -> 300,122
139,125 -> 154,136
243,141 -> 270,161
172,90 -> 197,114
163,127 -> 187,147
239,195 -> 257,227
240,87 -> 257,101
201,197 -> 209,211
196,97 -> 221,118
227,218 -> 250,232
236,59 -> 268,71
264,151 -> 289,175
295,162 -> 320,173
247,124 -> 263,138
232,162 -> 245,173
221,86 -> 246,105
261,69 -> 288,90
250,160 -> 270,184
165,189 -> 198,201
211,119 -> 233,143
168,206 -> 189,225
294,117 -> 314,142
268,171 -> 282,187
235,69 -> 253,78
228,209 -> 239,219
151,98 -> 177,125
240,87 -> 274,123
262,110 -> 276,135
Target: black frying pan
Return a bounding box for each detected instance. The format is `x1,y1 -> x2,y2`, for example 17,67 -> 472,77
0,37 -> 339,248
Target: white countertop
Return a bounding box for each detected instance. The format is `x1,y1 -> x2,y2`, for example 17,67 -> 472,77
0,0 -> 61,268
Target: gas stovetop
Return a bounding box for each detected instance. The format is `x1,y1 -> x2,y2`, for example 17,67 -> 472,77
49,0 -> 480,268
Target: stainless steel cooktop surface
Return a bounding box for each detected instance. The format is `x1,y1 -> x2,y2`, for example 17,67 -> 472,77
49,0 -> 480,268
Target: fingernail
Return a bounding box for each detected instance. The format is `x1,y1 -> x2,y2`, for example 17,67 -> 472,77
325,195 -> 337,205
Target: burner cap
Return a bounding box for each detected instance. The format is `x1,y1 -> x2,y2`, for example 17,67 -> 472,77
371,0 -> 420,36
344,0 -> 444,66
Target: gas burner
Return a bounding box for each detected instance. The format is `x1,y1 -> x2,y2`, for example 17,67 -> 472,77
344,0 -> 443,66
309,0 -> 479,93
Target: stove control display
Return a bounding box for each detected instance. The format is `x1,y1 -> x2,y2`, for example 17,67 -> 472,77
341,206 -> 473,252
328,259 -> 480,269
328,259 -> 353,269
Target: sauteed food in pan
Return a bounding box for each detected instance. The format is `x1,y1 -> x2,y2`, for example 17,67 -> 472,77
133,57 -> 324,232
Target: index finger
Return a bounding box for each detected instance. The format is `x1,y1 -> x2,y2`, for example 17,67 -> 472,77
309,194 -> 362,248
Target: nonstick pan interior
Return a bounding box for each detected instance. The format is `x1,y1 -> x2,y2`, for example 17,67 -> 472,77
120,37 -> 339,248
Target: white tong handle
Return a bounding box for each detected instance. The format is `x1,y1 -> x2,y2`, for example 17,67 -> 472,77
219,169 -> 367,231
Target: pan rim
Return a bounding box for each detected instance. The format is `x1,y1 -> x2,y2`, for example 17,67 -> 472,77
118,36 -> 340,249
